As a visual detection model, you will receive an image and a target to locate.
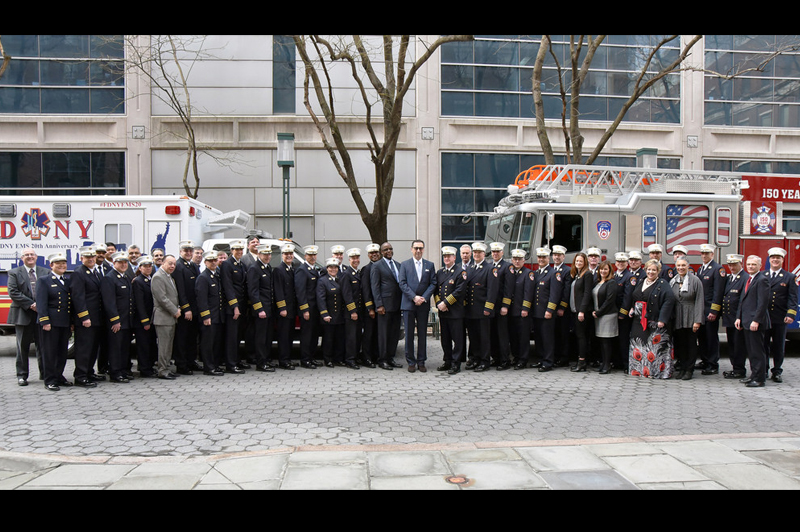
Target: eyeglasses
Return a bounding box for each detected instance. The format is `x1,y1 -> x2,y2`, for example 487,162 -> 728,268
413,247 -> 423,251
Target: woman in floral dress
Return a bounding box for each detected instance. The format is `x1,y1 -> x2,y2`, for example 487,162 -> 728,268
628,259 -> 676,378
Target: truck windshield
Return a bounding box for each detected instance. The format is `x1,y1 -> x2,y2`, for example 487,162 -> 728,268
485,211 -> 535,258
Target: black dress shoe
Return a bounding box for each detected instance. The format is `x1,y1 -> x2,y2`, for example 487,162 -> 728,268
45,383 -> 60,391
701,367 -> 719,375
447,364 -> 461,375
59,380 -> 74,387
278,363 -> 295,370
225,366 -> 246,374
238,362 -> 252,369
110,376 -> 130,383
345,362 -> 360,370
158,373 -> 176,380
89,374 -> 106,382
387,360 -> 403,368
496,362 -> 511,371
723,370 -> 746,379
538,366 -> 553,372
256,364 -> 275,372
203,370 -> 224,376
361,360 -> 376,368
75,378 -> 97,388
176,368 -> 194,376
740,377 -> 753,384
324,361 -> 335,368
18,378 -> 28,387
681,371 -> 693,380
379,362 -> 394,370
437,363 -> 452,371
746,380 -> 765,387
300,361 -> 317,369
514,362 -> 527,370
465,361 -> 477,370
772,373 -> 783,383
473,364 -> 489,372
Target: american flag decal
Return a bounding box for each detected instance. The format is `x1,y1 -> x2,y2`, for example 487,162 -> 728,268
666,204 -> 709,255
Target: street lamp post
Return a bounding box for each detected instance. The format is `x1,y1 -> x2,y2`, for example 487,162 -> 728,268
277,133 -> 295,239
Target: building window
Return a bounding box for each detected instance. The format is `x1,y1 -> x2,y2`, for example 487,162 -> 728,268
0,35 -> 124,114
0,152 -> 125,195
441,35 -> 681,122
705,35 -> 800,127
273,35 -> 296,114
704,159 -> 800,175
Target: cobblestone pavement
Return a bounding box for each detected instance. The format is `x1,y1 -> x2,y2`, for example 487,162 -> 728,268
1,335 -> 799,489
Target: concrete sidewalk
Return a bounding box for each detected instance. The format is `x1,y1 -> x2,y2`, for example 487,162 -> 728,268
2,433 -> 800,489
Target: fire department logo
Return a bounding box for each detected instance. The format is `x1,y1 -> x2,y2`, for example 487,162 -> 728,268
752,204 -> 776,234
597,220 -> 612,240
21,208 -> 51,240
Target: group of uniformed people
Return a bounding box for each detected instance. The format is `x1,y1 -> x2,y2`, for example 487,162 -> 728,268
16,233 -> 798,390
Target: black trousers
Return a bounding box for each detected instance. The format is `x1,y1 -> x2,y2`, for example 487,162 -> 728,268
224,313 -> 245,369
742,327 -> 767,382
345,312 -> 363,362
174,316 -> 198,371
764,323 -> 788,375
299,307 -> 321,363
726,326 -> 746,374
322,322 -> 347,363
533,316 -> 556,368
699,318 -> 721,369
15,322 -> 43,380
200,322 -> 225,371
107,327 -> 131,379
509,315 -> 531,363
377,311 -> 401,363
673,327 -> 699,373
490,313 -> 511,364
275,314 -> 295,364
466,318 -> 491,365
253,314 -> 274,366
440,317 -> 465,365
73,324 -> 102,380
135,325 -> 157,375
41,325 -> 70,386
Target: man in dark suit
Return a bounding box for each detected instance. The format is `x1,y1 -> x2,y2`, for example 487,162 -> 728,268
173,240 -> 200,374
507,248 -> 535,372
295,245 -> 322,369
763,247 -> 798,383
195,251 -> 226,376
101,251 -> 135,383
7,248 -> 50,386
736,255 -> 771,387
434,246 -> 467,374
532,247 -> 563,372
358,243 -> 381,368
219,239 -> 248,373
247,244 -> 275,372
273,243 -> 298,370
341,248 -> 365,368
488,242 -> 514,370
36,252 -> 72,391
371,241 -> 404,370
614,252 -> 634,372
70,245 -> 105,386
696,243 -> 727,375
722,254 -> 748,380
551,245 -> 572,368
398,239 -> 436,372
465,242 -> 499,372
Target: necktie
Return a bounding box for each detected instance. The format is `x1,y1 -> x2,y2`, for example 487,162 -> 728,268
745,277 -> 751,293
416,260 -> 422,281
390,260 -> 398,281
29,268 -> 37,296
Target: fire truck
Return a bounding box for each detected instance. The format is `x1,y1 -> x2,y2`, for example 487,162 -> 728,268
483,164 -> 800,329
0,195 -> 250,334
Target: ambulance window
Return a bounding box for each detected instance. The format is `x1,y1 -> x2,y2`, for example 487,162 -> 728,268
105,224 -> 132,246
716,207 -> 732,245
783,210 -> 800,234
541,213 -> 582,253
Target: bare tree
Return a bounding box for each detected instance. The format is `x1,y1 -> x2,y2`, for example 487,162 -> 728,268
533,35 -> 702,165
0,36 -> 10,80
294,35 -> 473,244
125,35 -> 213,199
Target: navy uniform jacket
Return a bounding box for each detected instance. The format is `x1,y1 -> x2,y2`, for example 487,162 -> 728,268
70,264 -> 104,326
295,262 -> 321,313
765,268 -> 798,325
615,269 -> 634,318
341,267 -> 364,314
532,265 -> 563,319
433,265 -> 467,320
219,255 -> 248,317
36,272 -> 71,328
317,274 -> 345,325
174,257 -> 199,316
698,260 -> 726,317
195,268 -> 225,324
465,261 -> 499,319
721,269 -> 748,328
508,266 -> 535,318
552,262 -> 571,313
737,272 -> 770,330
247,259 -> 273,317
489,259 -> 514,314
101,268 -> 132,329
273,262 -> 297,317
360,260 -> 378,313
132,274 -> 154,328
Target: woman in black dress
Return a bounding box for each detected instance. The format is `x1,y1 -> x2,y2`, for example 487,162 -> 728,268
627,259 -> 675,379
570,252 -> 595,372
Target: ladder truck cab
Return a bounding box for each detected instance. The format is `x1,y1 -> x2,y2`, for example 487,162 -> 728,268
0,195 -> 250,334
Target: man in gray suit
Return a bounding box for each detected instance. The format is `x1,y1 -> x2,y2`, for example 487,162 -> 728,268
7,248 -> 50,386
151,254 -> 182,380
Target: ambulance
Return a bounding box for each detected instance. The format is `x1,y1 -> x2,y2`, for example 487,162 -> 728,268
482,163 -> 800,329
0,195 -> 250,334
